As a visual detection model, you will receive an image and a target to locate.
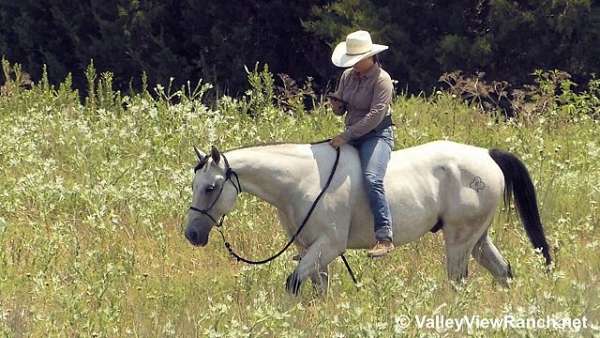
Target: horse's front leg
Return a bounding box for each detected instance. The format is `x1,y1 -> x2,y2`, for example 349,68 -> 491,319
309,265 -> 329,296
286,236 -> 345,296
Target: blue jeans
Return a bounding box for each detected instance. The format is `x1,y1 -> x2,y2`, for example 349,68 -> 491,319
349,126 -> 394,242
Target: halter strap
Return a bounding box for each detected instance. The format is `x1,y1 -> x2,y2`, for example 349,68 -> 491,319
188,152 -> 241,227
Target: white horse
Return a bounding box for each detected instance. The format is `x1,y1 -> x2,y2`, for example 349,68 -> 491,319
185,140 -> 551,295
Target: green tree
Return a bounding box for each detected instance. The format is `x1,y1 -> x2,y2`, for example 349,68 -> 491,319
1,0 -> 600,94
0,0 -> 330,94
306,0 -> 600,91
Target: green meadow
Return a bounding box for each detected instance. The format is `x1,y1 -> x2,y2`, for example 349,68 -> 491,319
0,62 -> 599,337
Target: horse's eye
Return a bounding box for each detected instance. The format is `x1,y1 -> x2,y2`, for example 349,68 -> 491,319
205,184 -> 216,193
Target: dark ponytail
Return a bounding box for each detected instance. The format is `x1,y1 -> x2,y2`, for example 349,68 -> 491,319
372,54 -> 382,67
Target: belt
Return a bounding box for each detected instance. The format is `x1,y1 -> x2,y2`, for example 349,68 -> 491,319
373,114 -> 394,133
350,114 -> 394,145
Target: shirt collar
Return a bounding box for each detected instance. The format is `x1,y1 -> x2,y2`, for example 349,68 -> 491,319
352,63 -> 380,80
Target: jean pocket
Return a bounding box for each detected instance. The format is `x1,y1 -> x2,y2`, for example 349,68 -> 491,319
379,127 -> 394,148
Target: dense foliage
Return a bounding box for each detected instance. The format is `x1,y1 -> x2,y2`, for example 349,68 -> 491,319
307,0 -> 600,89
0,0 -> 330,94
0,60 -> 599,336
1,1 -> 599,94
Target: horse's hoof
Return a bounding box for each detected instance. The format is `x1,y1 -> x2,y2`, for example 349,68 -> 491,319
286,272 -> 302,296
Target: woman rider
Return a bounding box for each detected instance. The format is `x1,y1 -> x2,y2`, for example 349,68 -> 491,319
328,30 -> 395,258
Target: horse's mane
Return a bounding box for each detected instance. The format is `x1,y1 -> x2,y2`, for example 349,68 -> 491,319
194,139 -> 332,170
224,138 -> 331,153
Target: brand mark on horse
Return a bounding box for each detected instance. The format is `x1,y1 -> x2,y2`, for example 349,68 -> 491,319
470,176 -> 486,192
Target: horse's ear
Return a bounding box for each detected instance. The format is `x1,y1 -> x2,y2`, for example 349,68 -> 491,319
194,146 -> 206,160
210,145 -> 221,164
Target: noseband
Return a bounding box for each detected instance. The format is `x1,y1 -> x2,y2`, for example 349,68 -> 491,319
188,153 -> 242,227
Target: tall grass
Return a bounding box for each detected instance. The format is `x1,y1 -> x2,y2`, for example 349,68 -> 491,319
0,60 -> 599,337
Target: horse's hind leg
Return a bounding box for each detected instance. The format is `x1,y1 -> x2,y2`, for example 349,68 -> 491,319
443,236 -> 474,283
442,223 -> 488,284
472,231 -> 513,287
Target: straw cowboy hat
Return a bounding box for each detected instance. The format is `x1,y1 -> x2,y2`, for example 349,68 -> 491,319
331,30 -> 389,68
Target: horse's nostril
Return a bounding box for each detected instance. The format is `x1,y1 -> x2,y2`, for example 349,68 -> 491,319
185,229 -> 199,244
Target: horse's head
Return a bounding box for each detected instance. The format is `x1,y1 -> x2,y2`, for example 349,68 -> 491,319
185,145 -> 240,246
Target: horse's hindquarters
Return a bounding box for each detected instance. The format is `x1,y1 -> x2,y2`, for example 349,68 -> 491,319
345,141 -> 506,250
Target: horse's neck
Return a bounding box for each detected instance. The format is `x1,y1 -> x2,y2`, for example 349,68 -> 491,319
226,146 -> 306,209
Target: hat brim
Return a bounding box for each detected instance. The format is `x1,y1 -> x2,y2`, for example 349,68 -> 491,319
331,42 -> 389,68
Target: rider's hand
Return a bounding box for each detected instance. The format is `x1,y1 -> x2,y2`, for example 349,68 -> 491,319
328,96 -> 345,114
329,134 -> 347,149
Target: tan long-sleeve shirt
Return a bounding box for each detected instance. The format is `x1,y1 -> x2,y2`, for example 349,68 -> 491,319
331,63 -> 393,141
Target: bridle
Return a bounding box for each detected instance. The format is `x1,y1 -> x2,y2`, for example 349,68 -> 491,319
188,152 -> 242,227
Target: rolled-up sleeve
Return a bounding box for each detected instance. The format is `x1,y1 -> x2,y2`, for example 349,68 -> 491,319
341,75 -> 393,140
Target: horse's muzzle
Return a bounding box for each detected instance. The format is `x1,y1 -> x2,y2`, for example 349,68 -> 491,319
185,227 -> 209,246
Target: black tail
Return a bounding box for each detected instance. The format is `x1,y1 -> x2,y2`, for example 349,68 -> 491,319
489,148 -> 552,266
